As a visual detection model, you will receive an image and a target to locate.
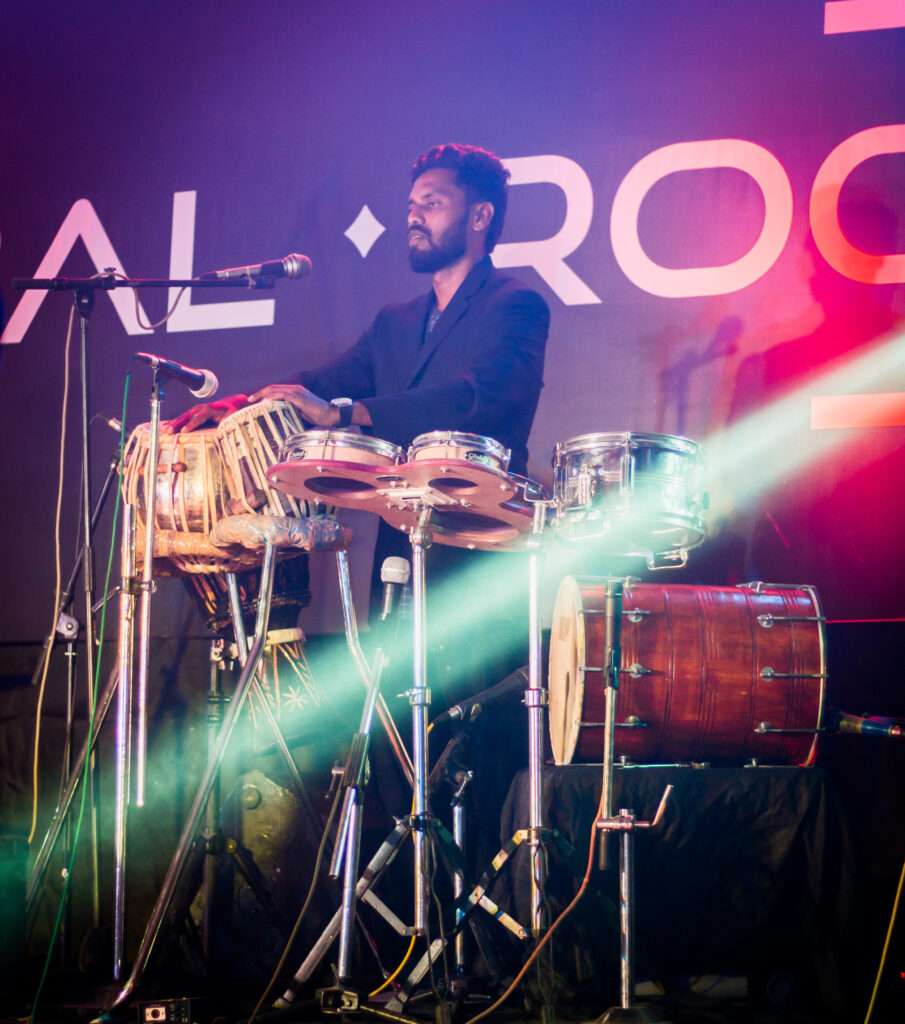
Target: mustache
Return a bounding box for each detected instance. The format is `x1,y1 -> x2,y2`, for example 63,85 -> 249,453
408,227 -> 431,240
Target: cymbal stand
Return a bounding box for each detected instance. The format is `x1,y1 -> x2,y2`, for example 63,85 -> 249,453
111,540 -> 278,1010
591,578 -> 673,1023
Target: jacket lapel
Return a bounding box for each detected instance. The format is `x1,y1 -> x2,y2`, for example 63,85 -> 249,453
404,257 -> 492,388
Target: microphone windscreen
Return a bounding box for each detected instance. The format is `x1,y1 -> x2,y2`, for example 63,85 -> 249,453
381,556 -> 411,585
284,253 -> 313,278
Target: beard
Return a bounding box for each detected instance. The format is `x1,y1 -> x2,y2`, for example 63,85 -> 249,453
408,213 -> 468,273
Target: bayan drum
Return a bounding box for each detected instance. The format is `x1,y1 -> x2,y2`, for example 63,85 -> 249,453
552,431 -> 706,562
216,399 -> 313,518
548,578 -> 826,767
121,424 -> 262,573
268,430 -> 405,503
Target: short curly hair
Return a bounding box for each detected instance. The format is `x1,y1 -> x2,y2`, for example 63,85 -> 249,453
411,143 -> 510,253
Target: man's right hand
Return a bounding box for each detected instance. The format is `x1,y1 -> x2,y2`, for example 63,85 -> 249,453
161,393 -> 250,433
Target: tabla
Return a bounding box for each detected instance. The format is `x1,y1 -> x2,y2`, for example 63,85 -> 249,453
120,424 -> 261,573
548,577 -> 826,767
216,399 -> 313,518
552,431 -> 706,561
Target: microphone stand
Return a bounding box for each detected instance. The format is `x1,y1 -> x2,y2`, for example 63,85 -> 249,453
12,269 -> 282,981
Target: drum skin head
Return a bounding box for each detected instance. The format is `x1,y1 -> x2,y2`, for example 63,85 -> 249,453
548,576 -> 587,765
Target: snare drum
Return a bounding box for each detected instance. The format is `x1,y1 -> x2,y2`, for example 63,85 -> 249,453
552,432 -> 705,559
268,430 -> 405,504
548,578 -> 826,767
217,400 -> 312,518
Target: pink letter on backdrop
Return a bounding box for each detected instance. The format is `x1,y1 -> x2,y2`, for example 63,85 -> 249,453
824,1 -> 905,34
810,124 -> 905,285
0,199 -> 153,345
610,139 -> 793,298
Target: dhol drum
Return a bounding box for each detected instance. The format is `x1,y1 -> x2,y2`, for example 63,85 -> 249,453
121,424 -> 261,574
216,400 -> 313,518
552,432 -> 706,563
548,578 -> 826,767
268,430 -> 405,503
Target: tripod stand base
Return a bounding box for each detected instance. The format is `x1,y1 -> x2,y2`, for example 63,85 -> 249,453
589,1004 -> 670,1023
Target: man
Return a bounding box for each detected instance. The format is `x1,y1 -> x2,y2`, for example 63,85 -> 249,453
171,144 -> 549,858
168,143 -> 550,628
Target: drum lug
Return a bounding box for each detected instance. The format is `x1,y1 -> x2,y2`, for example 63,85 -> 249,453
621,663 -> 653,680
622,607 -> 651,624
754,721 -> 825,735
760,667 -> 827,681
756,613 -> 827,629
617,715 -> 647,729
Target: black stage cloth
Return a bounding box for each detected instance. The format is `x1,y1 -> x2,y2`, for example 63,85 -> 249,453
496,764 -> 856,1013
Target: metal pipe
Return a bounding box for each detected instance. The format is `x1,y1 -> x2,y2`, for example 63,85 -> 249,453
112,503 -> 137,979
410,510 -> 431,934
526,500 -> 547,935
77,303 -> 101,928
25,666 -> 118,921
336,551 -> 413,786
598,579 -> 624,870
618,812 -> 635,1008
336,794 -> 363,983
112,541 -> 277,1009
134,370 -> 162,807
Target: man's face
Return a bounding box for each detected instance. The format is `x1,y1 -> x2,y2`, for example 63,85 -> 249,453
407,168 -> 470,273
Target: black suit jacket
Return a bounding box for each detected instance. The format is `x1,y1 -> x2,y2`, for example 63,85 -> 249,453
297,257 -> 549,475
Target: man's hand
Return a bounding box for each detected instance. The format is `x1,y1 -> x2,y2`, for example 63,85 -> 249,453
248,384 -> 341,428
161,394 -> 251,433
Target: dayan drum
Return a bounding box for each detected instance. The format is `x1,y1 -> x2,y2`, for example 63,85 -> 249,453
548,578 -> 827,767
552,432 -> 706,562
216,399 -> 313,518
267,430 -> 405,503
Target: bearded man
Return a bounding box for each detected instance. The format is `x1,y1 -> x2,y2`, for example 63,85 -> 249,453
169,143 -> 550,621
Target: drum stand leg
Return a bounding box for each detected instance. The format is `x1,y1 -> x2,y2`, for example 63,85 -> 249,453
111,540 -> 278,1010
590,579 -> 673,1024
409,507 -> 432,936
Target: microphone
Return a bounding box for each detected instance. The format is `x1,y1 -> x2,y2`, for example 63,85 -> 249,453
199,253 -> 313,282
380,557 -> 411,623
434,666 -> 529,726
134,352 -> 219,399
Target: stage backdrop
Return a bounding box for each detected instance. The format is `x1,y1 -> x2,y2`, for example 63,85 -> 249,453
1,0 -> 903,641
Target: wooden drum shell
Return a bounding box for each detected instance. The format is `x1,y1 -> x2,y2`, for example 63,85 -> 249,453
549,578 -> 826,767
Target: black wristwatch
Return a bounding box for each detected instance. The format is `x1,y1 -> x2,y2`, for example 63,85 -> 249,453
331,397 -> 354,429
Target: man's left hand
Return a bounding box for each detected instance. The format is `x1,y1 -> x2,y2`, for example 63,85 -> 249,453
249,384 -> 340,428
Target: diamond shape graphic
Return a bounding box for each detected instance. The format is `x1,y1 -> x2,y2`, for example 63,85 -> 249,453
344,204 -> 386,258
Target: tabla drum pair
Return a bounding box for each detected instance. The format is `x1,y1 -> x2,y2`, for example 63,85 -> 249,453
121,399 -> 316,574
548,577 -> 827,767
269,429 -> 547,550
